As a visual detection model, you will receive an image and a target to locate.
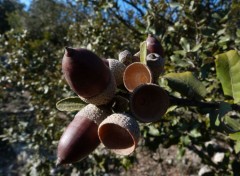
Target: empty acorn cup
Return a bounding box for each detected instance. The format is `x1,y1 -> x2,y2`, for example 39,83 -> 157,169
123,62 -> 152,92
130,84 -> 170,123
98,113 -> 140,156
56,104 -> 110,165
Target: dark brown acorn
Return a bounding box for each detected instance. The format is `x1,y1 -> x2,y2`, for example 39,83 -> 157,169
130,84 -> 170,123
146,34 -> 164,57
62,47 -> 111,99
56,104 -> 110,165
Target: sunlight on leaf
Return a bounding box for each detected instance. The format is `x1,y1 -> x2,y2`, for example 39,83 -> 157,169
234,140 -> 240,153
164,71 -> 207,99
180,37 -> 190,52
215,50 -> 240,103
140,41 -> 147,64
229,132 -> 240,141
56,97 -> 86,112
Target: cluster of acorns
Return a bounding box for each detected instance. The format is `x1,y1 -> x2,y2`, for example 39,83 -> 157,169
56,35 -> 170,166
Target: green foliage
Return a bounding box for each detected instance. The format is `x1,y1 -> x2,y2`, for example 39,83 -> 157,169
139,41 -> 147,64
215,50 -> 240,103
164,71 -> 207,100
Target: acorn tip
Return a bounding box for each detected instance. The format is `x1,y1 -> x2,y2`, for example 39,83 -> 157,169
64,47 -> 75,57
56,158 -> 62,167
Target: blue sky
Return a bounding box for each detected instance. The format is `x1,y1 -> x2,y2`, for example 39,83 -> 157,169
19,0 -> 31,8
19,0 -> 132,9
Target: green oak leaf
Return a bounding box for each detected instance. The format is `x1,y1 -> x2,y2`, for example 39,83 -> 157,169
215,50 -> 240,103
229,132 -> 240,141
164,71 -> 207,99
234,140 -> 240,153
56,97 -> 86,112
140,41 -> 147,64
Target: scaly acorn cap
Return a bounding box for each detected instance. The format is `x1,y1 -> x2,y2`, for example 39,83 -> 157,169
133,51 -> 140,63
118,50 -> 133,66
107,59 -> 126,86
123,62 -> 152,92
77,104 -> 111,125
130,84 -> 170,123
62,47 -> 111,98
146,53 -> 165,83
98,113 -> 140,156
79,72 -> 116,105
56,104 -> 111,166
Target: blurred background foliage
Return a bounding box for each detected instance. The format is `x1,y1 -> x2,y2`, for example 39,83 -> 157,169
1,0 -> 240,175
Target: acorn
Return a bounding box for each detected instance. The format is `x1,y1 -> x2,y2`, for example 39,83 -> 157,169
56,104 -> 110,165
79,72 -> 116,105
146,34 -> 164,57
106,59 -> 126,86
62,47 -> 116,105
146,53 -> 165,83
98,113 -> 140,156
130,84 -> 170,123
123,62 -> 152,92
118,50 -> 133,66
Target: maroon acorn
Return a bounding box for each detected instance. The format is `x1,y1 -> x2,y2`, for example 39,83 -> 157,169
56,104 -> 110,165
62,47 -> 111,99
146,34 -> 164,57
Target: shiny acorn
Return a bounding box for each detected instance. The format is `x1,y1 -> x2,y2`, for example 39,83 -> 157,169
62,47 -> 110,98
56,104 -> 110,165
146,34 -> 164,57
62,47 -> 116,105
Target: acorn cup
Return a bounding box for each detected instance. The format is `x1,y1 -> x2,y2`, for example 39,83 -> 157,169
56,104 -> 110,166
130,84 -> 170,123
79,72 -> 116,106
146,53 -> 165,83
62,47 -> 116,105
123,62 -> 152,92
133,51 -> 141,63
98,113 -> 140,156
106,59 -> 126,86
118,50 -> 133,66
146,34 -> 164,57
